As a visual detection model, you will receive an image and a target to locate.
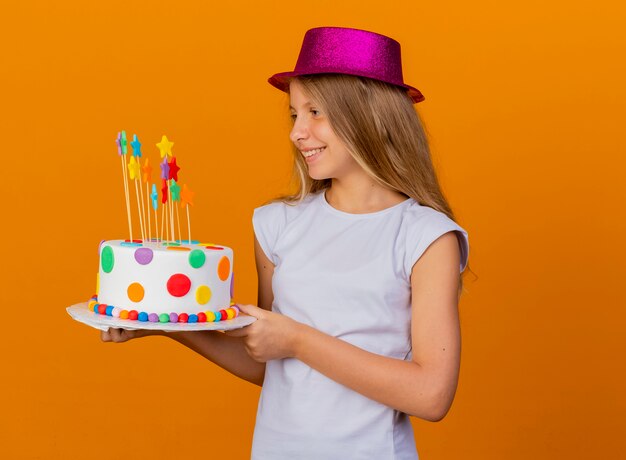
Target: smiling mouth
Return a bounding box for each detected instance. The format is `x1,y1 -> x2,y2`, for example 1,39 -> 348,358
302,147 -> 326,158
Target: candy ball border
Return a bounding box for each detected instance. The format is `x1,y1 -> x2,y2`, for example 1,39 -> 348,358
87,295 -> 240,323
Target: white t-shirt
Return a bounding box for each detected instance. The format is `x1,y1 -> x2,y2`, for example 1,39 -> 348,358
251,190 -> 469,460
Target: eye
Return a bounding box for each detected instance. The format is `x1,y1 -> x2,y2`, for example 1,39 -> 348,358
289,113 -> 297,121
311,109 -> 320,116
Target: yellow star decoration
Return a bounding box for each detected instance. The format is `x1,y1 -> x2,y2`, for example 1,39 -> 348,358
156,135 -> 174,159
128,156 -> 140,180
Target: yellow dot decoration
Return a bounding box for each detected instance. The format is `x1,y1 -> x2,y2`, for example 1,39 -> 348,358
205,311 -> 216,322
196,285 -> 212,305
217,256 -> 230,281
88,300 -> 97,312
127,282 -> 145,303
96,273 -> 100,295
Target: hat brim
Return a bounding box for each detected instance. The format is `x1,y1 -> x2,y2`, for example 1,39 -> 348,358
268,71 -> 425,104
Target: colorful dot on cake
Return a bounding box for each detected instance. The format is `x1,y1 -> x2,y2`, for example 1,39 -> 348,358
178,313 -> 189,323
167,246 -> 190,251
88,300 -> 97,312
112,307 -> 121,318
167,274 -> 191,297
121,242 -> 142,247
188,314 -> 198,323
189,250 -> 206,268
134,247 -> 154,265
169,312 -> 179,323
195,285 -> 212,305
127,282 -> 145,302
203,245 -> 224,251
129,310 -> 138,320
159,313 -> 170,323
214,311 -> 222,322
197,312 -> 207,322
231,305 -> 240,316
105,305 -> 114,316
120,310 -> 129,320
138,312 -> 148,321
98,304 -> 107,315
230,273 -> 234,298
101,246 -> 114,273
96,273 -> 100,295
205,311 -> 216,322
148,313 -> 159,322
226,308 -> 235,320
217,256 -> 230,281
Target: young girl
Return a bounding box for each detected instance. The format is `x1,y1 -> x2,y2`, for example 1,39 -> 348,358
102,27 -> 469,460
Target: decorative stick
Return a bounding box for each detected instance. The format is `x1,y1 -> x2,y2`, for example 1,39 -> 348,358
167,157 -> 181,242
142,157 -> 153,242
137,169 -> 147,241
129,156 -> 145,242
181,184 -> 195,244
160,158 -> 170,243
131,134 -> 147,241
150,184 -> 158,242
170,180 -> 182,243
117,131 -> 133,241
176,199 -> 182,243
186,205 -> 191,244
145,182 -> 151,242
160,199 -> 165,244
168,183 -> 175,242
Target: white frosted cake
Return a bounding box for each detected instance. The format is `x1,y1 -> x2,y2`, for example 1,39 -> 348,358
89,239 -> 238,323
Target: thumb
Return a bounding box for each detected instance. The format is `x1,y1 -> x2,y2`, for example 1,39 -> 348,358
237,304 -> 265,319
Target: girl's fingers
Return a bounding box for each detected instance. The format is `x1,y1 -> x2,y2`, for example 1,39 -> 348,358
236,304 -> 265,318
224,326 -> 250,338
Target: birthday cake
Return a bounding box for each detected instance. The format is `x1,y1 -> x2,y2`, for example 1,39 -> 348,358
90,240 -> 237,323
86,131 -> 239,324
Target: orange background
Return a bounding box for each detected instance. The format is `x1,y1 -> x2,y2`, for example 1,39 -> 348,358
1,1 -> 624,459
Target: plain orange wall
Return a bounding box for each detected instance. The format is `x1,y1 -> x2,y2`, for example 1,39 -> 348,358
1,1 -> 624,459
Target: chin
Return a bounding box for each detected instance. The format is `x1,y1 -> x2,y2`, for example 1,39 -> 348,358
307,168 -> 332,181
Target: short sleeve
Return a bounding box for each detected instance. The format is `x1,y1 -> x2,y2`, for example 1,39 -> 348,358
404,209 -> 470,277
252,201 -> 287,266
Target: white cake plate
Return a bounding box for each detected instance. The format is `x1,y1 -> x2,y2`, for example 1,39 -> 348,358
67,302 -> 256,332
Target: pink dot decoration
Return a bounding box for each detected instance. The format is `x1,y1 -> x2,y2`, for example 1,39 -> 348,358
167,273 -> 191,297
134,247 -> 154,265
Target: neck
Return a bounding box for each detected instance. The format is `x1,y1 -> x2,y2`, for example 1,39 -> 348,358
325,176 -> 407,214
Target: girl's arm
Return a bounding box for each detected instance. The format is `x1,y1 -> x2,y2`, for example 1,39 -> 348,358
102,236 -> 275,387
228,231 -> 462,420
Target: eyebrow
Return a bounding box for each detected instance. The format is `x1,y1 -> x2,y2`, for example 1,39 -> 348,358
289,102 -> 313,110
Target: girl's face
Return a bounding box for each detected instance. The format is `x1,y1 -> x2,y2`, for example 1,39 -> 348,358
289,80 -> 360,181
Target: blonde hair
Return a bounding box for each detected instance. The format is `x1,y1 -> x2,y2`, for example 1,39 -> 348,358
272,74 -> 470,293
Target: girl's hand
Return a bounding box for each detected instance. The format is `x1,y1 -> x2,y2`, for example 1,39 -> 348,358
101,328 -> 162,343
225,304 -> 303,362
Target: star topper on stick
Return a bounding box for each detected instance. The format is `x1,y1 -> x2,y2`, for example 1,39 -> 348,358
156,135 -> 174,159
142,158 -> 152,183
168,157 -> 180,182
131,134 -> 142,157
180,184 -> 195,208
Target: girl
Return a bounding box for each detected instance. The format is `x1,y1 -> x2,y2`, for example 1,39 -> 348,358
103,27 -> 470,460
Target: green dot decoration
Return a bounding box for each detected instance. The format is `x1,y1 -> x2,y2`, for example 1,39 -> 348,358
189,249 -> 206,268
101,246 -> 114,273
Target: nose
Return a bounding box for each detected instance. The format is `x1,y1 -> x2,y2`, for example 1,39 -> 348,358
289,114 -> 309,145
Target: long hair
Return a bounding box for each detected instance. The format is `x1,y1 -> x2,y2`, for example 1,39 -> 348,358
272,74 -> 470,293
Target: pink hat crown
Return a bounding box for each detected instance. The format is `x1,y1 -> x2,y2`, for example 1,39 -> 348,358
268,27 -> 424,103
